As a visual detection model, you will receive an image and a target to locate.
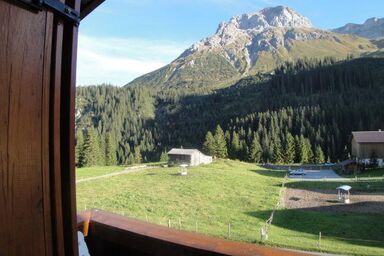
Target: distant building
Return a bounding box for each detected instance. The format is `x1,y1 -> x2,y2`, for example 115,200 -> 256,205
351,130 -> 384,167
167,149 -> 212,166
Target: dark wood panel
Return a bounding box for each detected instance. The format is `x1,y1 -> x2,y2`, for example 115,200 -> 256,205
50,16 -> 66,256
60,1 -> 81,255
0,2 -> 11,254
0,1 -> 53,255
42,11 -> 54,256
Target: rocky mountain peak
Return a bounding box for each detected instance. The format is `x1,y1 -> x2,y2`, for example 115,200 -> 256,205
333,17 -> 384,40
179,6 -> 319,68
128,6 -> 376,89
217,6 -> 312,34
364,17 -> 384,26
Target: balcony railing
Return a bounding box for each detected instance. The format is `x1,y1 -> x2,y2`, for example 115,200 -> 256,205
78,209 -> 313,256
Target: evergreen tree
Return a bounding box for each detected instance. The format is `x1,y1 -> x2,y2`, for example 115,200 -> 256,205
160,151 -> 169,162
105,133 -> 117,166
294,135 -> 301,163
127,153 -> 135,165
298,135 -> 309,163
214,125 -> 228,158
305,139 -> 314,163
230,131 -> 240,159
272,138 -> 284,164
249,136 -> 262,163
203,131 -> 215,156
314,145 -> 325,164
283,133 -> 295,163
79,128 -> 103,167
134,146 -> 142,164
75,129 -> 84,167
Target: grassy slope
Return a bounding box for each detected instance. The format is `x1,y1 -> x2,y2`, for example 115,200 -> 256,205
76,161 -> 384,255
77,160 -> 284,242
76,166 -> 125,179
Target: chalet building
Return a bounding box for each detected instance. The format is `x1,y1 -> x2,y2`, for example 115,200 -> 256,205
168,148 -> 213,166
352,130 -> 384,167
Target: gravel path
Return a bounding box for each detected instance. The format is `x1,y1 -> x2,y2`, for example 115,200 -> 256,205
284,188 -> 384,214
76,165 -> 149,184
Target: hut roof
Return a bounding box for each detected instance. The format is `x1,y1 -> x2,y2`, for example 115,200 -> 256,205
352,130 -> 384,143
168,148 -> 201,156
337,185 -> 352,191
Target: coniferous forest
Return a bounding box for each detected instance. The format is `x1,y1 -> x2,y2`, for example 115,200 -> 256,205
75,57 -> 384,166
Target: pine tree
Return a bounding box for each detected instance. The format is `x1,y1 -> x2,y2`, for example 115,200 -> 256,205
249,136 -> 262,163
272,138 -> 284,164
75,129 -> 84,167
298,135 -> 309,163
160,151 -> 169,162
214,125 -> 228,158
134,146 -> 142,164
105,133 -> 117,166
203,131 -> 215,156
314,145 -> 325,164
240,140 -> 249,161
230,131 -> 240,159
79,128 -> 102,167
305,139 -> 314,163
127,153 -> 135,165
283,133 -> 295,163
294,136 -> 301,163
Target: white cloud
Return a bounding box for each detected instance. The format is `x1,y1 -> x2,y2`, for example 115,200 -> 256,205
76,35 -> 190,86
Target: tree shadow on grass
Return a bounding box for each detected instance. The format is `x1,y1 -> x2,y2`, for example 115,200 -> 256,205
250,169 -> 287,178
246,206 -> 384,249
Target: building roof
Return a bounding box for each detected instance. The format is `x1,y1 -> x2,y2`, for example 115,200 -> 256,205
352,130 -> 384,143
337,185 -> 352,191
168,148 -> 201,156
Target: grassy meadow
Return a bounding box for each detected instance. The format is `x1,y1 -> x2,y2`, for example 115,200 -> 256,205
76,160 -> 384,255
76,165 -> 126,180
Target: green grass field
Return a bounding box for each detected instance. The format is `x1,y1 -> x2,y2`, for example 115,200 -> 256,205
76,160 -> 384,256
76,165 -> 125,179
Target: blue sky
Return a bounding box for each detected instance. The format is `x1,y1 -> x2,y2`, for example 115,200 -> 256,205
77,0 -> 384,86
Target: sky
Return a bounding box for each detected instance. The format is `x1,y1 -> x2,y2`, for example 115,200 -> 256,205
77,0 -> 384,86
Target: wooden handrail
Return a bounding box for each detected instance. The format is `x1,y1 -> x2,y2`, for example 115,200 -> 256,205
78,210 -> 314,256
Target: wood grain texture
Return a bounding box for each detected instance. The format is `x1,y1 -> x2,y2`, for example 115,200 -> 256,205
50,17 -> 66,256
0,1 -> 52,255
0,2 -> 50,255
60,1 -> 81,255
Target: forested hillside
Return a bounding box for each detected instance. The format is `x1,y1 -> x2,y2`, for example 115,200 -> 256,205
75,57 -> 384,166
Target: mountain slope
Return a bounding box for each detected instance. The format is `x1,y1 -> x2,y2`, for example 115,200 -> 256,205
127,6 -> 377,90
77,57 -> 384,164
333,17 -> 384,40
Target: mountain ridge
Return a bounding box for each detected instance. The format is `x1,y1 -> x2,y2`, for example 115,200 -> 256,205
333,17 -> 384,40
127,6 -> 377,90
